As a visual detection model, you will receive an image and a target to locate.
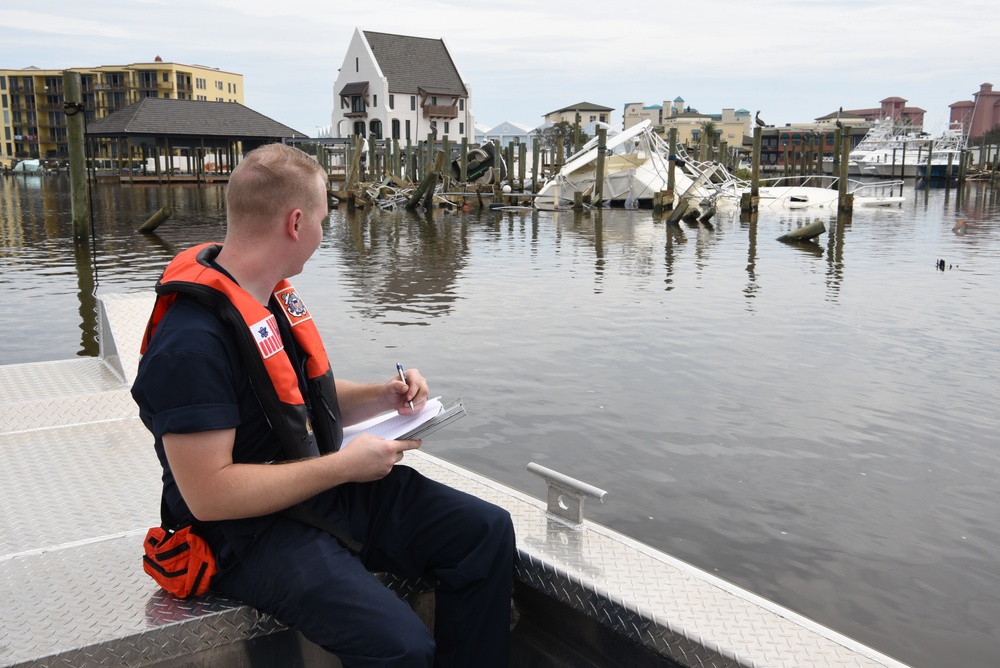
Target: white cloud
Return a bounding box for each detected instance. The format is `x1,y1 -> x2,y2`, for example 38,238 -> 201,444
2,0 -> 997,134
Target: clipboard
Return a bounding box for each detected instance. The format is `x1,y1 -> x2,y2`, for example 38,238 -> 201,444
399,399 -> 466,440
341,397 -> 466,446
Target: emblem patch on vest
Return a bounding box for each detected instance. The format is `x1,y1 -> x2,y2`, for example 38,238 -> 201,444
251,314 -> 284,359
274,287 -> 313,327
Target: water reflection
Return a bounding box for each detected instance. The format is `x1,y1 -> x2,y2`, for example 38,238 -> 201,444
5,174 -> 1000,667
331,207 -> 470,322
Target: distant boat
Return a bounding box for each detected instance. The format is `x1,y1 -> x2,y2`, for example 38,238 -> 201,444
12,159 -> 43,174
848,120 -> 967,178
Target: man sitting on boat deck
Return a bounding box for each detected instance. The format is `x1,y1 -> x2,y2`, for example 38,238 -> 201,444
131,142 -> 515,667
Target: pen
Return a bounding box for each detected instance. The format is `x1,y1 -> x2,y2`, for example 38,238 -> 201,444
396,362 -> 414,410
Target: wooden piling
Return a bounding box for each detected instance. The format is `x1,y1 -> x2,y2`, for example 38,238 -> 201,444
406,150 -> 445,211
138,206 -> 172,234
63,71 -> 89,242
924,141 -> 934,192
777,220 -> 825,242
531,140 -> 540,193
832,128 -> 842,175
459,137 -> 468,183
594,127 -> 607,206
667,128 -> 678,198
751,126 -> 762,198
838,129 -> 853,214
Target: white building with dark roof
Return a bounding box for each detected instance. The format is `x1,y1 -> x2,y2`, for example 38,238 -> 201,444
331,28 -> 474,143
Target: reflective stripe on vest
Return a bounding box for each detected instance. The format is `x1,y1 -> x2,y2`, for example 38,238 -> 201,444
142,242 -> 341,459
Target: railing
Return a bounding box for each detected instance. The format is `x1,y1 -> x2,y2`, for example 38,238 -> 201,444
423,104 -> 458,119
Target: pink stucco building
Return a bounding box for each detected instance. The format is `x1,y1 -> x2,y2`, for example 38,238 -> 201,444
842,97 -> 925,126
950,83 -> 1000,139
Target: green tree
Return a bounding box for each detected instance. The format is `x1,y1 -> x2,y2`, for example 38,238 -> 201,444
533,121 -> 589,154
978,124 -> 1000,147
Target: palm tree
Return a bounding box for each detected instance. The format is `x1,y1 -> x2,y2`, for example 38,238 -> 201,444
699,120 -> 719,160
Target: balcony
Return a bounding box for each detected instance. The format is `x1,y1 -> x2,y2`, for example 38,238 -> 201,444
423,104 -> 458,119
344,110 -> 368,119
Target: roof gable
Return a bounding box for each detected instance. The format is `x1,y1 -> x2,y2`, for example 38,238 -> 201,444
362,30 -> 467,97
85,98 -> 304,138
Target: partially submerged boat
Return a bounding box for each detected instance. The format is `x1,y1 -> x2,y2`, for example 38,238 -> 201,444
452,140 -> 507,185
534,120 -> 903,211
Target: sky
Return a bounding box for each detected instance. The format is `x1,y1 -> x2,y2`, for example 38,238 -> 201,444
2,0 -> 997,137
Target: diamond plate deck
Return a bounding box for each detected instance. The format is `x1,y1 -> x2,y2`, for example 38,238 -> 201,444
0,292 -> 912,668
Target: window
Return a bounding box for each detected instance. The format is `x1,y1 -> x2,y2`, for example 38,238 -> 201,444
392,119 -> 400,139
459,99 -> 464,111
370,119 -> 382,139
389,94 -> 394,109
355,57 -> 359,73
600,114 -> 607,123
373,94 -> 377,108
163,72 -> 169,82
232,83 -> 237,96
443,121 -> 449,135
410,96 -> 415,111
353,121 -> 365,136
459,122 -> 464,135
196,78 -> 206,89
216,81 -> 223,90
1,94 -> 6,108
405,119 -> 411,140
431,96 -> 437,105
589,115 -> 596,123
0,76 -> 5,90
351,96 -> 365,113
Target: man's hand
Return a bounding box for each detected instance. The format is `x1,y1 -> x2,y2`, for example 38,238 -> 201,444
387,367 -> 429,415
337,433 -> 422,482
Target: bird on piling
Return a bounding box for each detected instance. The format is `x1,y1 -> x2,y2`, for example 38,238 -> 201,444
755,111 -> 766,127
835,107 -> 843,130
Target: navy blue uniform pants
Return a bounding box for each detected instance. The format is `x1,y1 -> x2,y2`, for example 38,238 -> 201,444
212,465 -> 515,667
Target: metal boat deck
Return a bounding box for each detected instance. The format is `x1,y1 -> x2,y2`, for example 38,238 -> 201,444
0,292 -> 910,667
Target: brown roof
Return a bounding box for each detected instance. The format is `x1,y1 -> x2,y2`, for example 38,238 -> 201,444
363,30 -> 468,97
85,98 -> 305,139
546,101 -> 615,115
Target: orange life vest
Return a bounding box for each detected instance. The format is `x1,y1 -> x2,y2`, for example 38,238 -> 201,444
141,242 -> 342,459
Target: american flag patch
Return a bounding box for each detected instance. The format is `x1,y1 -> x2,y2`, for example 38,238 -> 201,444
250,315 -> 284,359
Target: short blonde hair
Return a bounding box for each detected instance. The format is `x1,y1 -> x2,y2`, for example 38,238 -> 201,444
225,143 -> 326,234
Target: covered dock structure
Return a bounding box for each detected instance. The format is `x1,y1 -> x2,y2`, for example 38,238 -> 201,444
84,98 -> 306,183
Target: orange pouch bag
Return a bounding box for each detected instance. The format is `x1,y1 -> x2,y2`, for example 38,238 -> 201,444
142,525 -> 217,598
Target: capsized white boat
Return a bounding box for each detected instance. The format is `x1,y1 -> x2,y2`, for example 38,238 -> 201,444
534,121 -> 904,211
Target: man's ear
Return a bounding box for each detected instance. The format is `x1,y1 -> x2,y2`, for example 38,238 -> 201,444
285,208 -> 304,241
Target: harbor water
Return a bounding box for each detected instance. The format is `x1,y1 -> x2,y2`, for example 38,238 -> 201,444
2,174 -> 999,667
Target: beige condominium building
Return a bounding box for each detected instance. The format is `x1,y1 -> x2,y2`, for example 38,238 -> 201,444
0,57 -> 243,166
